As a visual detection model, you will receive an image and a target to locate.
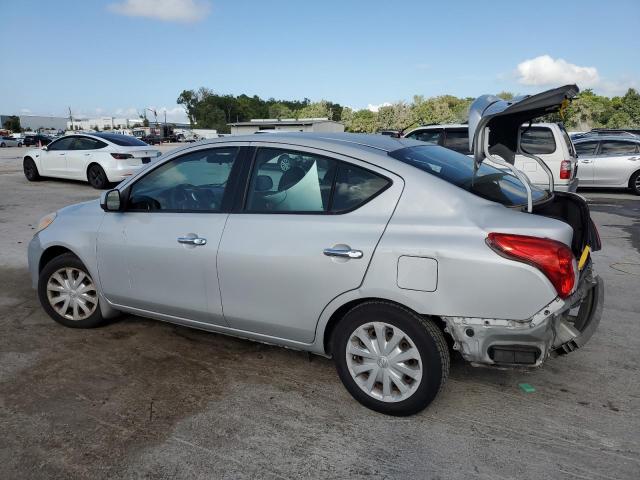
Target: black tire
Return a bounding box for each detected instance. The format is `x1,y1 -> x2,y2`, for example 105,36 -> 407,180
0,142 -> 5,148
23,157 -> 41,181
630,171 -> 640,196
87,164 -> 109,189
38,253 -> 106,329
332,301 -> 449,416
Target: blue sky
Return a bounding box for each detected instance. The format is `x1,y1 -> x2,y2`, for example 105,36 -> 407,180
1,0 -> 639,122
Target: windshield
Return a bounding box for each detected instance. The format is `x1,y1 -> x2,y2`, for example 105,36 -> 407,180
389,145 -> 549,207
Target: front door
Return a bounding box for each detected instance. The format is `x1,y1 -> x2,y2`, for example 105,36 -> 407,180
97,145 -> 244,324
217,145 -> 403,343
40,137 -> 75,177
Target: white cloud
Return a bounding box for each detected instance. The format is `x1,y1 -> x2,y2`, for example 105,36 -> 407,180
516,55 -> 600,87
367,102 -> 391,112
108,0 -> 211,23
19,108 -> 31,114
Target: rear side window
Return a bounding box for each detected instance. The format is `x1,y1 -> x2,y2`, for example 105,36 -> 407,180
443,129 -> 471,155
575,141 -> 598,156
599,141 -> 638,155
389,145 -> 548,207
406,129 -> 442,144
245,148 -> 390,214
520,127 -> 556,155
332,164 -> 390,212
72,137 -> 107,150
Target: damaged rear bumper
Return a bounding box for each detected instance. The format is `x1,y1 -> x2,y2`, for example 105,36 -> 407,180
441,266 -> 603,368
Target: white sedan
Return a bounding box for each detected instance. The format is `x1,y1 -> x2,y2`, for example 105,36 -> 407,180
23,133 -> 161,189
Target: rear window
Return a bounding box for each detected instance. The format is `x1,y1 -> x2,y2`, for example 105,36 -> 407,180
443,129 -> 471,155
94,133 -> 148,146
389,145 -> 548,207
519,127 -> 556,155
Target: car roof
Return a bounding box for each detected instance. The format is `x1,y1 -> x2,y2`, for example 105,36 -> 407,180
573,135 -> 640,143
194,132 -> 423,154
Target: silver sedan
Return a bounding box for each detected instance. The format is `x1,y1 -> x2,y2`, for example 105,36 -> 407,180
0,136 -> 23,147
574,135 -> 640,194
27,90 -> 603,415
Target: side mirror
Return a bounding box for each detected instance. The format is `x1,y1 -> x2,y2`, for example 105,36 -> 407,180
100,189 -> 122,212
41,145 -> 48,151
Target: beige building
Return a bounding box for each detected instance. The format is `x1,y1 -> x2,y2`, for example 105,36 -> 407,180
228,117 -> 344,135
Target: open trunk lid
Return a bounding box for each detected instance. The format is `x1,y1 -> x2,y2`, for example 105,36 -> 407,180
468,84 -> 579,166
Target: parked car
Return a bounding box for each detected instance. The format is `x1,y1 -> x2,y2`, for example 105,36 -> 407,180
404,122 -> 579,193
573,135 -> 640,194
0,136 -> 23,147
141,134 -> 162,145
23,134 -> 52,147
23,133 -> 161,189
571,129 -> 638,141
27,85 -> 602,416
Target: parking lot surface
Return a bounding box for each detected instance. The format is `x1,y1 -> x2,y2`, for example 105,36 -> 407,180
1,146 -> 639,479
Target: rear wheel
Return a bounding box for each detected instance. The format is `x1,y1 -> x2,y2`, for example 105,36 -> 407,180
23,157 -> 40,181
87,164 -> 109,189
38,253 -> 105,328
0,142 -> 6,147
332,301 -> 449,416
630,171 -> 640,195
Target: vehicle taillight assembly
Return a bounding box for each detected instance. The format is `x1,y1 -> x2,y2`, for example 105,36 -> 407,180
486,233 -> 575,299
111,153 -> 133,160
560,160 -> 572,179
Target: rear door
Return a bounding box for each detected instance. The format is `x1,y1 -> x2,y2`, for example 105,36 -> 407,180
593,140 -> 639,186
66,136 -> 108,179
574,140 -> 599,185
217,144 -> 403,343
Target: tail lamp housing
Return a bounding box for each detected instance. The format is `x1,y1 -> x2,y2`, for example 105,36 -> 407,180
111,153 -> 133,160
560,160 -> 572,179
487,233 -> 576,299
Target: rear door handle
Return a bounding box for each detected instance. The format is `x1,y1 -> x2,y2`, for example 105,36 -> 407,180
323,247 -> 363,259
628,157 -> 639,161
580,159 -> 592,164
178,236 -> 207,246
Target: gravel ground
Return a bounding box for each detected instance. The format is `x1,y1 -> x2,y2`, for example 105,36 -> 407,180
1,145 -> 639,479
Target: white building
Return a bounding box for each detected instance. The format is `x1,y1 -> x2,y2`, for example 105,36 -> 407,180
68,117 -> 142,131
228,118 -> 344,135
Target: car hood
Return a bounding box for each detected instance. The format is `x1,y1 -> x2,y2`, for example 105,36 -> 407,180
468,84 -> 579,165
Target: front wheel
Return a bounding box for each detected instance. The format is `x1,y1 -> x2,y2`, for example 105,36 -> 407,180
87,164 -> 109,189
630,171 -> 640,196
0,142 -> 5,147
332,301 -> 449,416
38,253 -> 105,328
23,157 -> 41,181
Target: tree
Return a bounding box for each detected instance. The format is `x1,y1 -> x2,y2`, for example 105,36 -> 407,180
177,89 -> 198,126
268,103 -> 294,119
497,91 -> 514,100
297,100 -> 333,119
2,115 -> 21,132
349,110 -> 378,133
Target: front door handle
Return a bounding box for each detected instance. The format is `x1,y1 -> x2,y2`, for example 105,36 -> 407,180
323,247 -> 363,259
580,159 -> 592,164
628,157 -> 639,161
178,236 -> 207,246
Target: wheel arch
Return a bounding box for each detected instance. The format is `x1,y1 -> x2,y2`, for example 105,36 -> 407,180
627,168 -> 640,189
39,245 -> 77,273
86,161 -> 103,178
321,297 -> 448,357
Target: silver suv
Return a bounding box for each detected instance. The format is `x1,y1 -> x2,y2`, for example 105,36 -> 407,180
404,122 -> 579,193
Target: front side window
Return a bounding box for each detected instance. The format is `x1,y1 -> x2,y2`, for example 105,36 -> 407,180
519,127 -> 556,155
406,129 -> 442,144
599,141 -> 638,156
575,141 -> 598,156
47,137 -> 75,151
128,147 -> 239,212
443,129 -> 471,155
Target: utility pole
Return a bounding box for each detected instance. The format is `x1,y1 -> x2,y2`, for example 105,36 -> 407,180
68,107 -> 74,131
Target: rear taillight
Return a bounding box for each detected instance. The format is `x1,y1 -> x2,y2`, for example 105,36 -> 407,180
487,233 -> 575,299
560,160 -> 572,179
111,153 -> 133,160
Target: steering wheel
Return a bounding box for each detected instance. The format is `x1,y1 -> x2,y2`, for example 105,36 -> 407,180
171,184 -> 203,210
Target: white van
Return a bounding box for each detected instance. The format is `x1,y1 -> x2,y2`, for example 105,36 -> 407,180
403,123 -> 579,192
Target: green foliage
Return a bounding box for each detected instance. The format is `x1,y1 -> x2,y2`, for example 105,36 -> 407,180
2,115 -> 21,132
177,87 -> 640,134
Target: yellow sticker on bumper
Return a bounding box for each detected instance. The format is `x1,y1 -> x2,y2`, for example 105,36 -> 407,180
578,245 -> 591,270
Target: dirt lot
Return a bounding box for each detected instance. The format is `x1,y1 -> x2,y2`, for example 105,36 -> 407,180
1,145 -> 639,479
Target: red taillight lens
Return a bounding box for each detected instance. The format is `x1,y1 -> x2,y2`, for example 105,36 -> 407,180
487,233 -> 575,298
560,160 -> 572,179
110,153 -> 133,160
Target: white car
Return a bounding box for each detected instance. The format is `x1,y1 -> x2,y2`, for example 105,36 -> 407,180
403,122 -> 579,193
1,136 -> 22,147
23,133 -> 161,189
